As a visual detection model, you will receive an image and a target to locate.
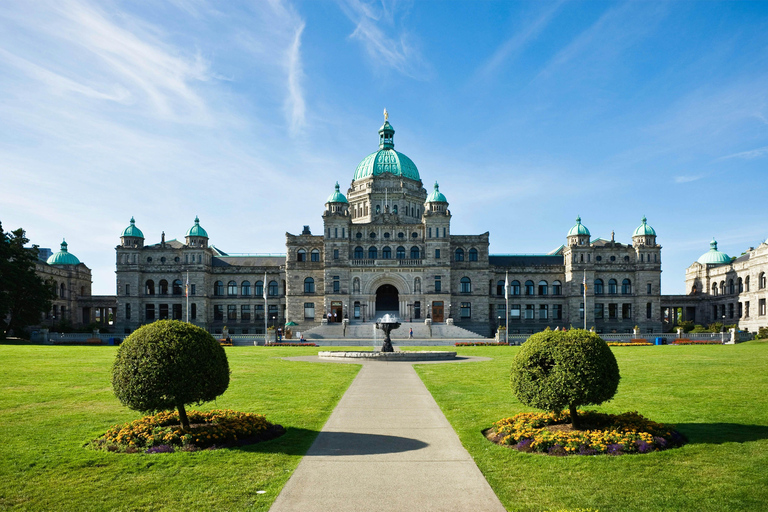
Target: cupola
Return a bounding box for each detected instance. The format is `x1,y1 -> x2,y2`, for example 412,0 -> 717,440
47,239 -> 81,266
697,238 -> 731,266
120,217 -> 144,248
185,216 -> 209,248
632,216 -> 657,246
425,181 -> 448,213
567,216 -> 591,246
325,182 -> 350,215
353,110 -> 420,182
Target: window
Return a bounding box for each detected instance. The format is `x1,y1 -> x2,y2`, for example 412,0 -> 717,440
511,305 -> 521,319
511,281 -> 520,295
414,301 -> 421,319
553,304 -> 562,320
304,302 -> 315,319
525,305 -> 534,319
268,280 -> 278,296
552,281 -> 562,295
728,302 -> 734,319
159,304 -> 169,320
469,248 -> 478,261
255,281 -> 263,297
646,302 -> 652,319
368,246 -> 378,259
761,273 -> 766,289
760,299 -> 766,316
622,279 -> 632,295
455,248 -> 464,261
595,303 -> 604,319
594,279 -> 604,295
214,281 -> 224,296
228,281 -> 237,296
428,227 -> 432,238
333,249 -> 339,260
354,246 -> 364,259
393,205 -> 398,214
410,246 -> 420,259
172,304 -> 182,320
460,277 -> 471,293
146,280 -> 155,295
738,302 -> 743,318
720,281 -> 725,295
125,284 -> 130,296
311,249 -> 320,262
538,280 -> 548,296
241,281 -> 251,296
159,280 -> 169,295
241,305 -> 251,321
396,246 -> 406,259
435,249 -> 440,259
304,277 -> 315,293
622,303 -> 632,319
745,301 -> 750,317
460,302 -> 471,318
497,280 -> 505,296
297,249 -> 306,262
435,276 -> 442,292
647,283 -> 652,294
146,304 -> 155,321
125,304 -> 131,320
608,303 -> 617,319
712,283 -> 718,296
191,303 -> 196,319
539,304 -> 548,320
383,246 -> 391,259
608,279 -> 617,295
579,302 -> 584,319
745,276 -> 750,292
354,301 -> 360,319
728,279 -> 735,295
228,305 -> 237,320
738,277 -> 743,293
525,280 -> 534,295
333,276 -> 340,293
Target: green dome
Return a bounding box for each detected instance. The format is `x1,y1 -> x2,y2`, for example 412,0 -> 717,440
353,117 -> 420,181
121,217 -> 144,238
567,216 -> 590,237
633,216 -> 656,237
697,238 -> 731,265
426,181 -> 447,203
47,239 -> 80,265
326,182 -> 348,204
186,216 -> 208,238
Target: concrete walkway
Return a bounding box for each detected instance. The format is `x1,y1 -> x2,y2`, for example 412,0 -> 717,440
269,357 -> 506,512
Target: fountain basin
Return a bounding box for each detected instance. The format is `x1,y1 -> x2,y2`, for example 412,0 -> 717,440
318,351 -> 457,361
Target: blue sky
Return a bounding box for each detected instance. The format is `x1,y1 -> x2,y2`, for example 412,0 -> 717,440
1,0 -> 767,295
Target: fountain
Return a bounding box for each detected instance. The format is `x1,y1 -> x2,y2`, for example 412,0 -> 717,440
375,314 -> 400,352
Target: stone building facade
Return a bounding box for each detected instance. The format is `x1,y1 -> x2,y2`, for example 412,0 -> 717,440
113,115 -> 663,336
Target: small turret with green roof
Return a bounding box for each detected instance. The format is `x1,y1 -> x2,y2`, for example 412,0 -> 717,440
353,110 -> 421,182
697,238 -> 731,266
47,239 -> 81,266
426,181 -> 447,203
185,216 -> 209,248
326,182 -> 348,204
121,217 -> 144,248
632,216 -> 657,246
567,216 -> 590,237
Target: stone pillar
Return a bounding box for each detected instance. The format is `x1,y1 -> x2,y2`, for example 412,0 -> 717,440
676,328 -> 683,338
727,327 -> 736,345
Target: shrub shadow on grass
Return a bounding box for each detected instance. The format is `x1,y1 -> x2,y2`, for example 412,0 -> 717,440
235,428 -> 428,456
676,423 -> 768,444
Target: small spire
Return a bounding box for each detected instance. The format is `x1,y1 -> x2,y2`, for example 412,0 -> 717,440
641,215 -> 647,224
61,239 -> 68,251
335,181 -> 340,192
576,215 -> 581,224
130,216 -> 135,224
194,215 -> 200,224
384,108 -> 388,121
611,230 -> 615,242
434,181 -> 439,191
710,238 -> 718,250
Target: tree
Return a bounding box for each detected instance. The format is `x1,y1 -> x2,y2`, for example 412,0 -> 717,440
112,320 -> 230,429
0,222 -> 54,338
510,329 -> 620,429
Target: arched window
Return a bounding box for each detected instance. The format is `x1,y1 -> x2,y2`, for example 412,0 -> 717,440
304,277 -> 315,293
393,205 -> 398,214
311,249 -> 320,262
525,280 -> 534,295
608,279 -> 618,295
594,279 -> 604,295
227,281 -> 237,296
720,281 -> 725,295
354,246 -> 364,259
497,280 -> 505,296
396,246 -> 406,259
241,281 -> 251,296
728,279 -> 735,295
738,277 -> 743,293
552,280 -> 562,295
410,246 -> 420,259
146,280 -> 155,295
760,272 -> 766,289
159,280 -> 168,295
268,280 -> 278,296
511,280 -> 520,295
469,248 -> 478,261
368,246 -> 378,259
460,277 -> 471,293
214,280 -> 223,296
455,248 -> 464,261
414,277 -> 421,293
255,281 -> 263,297
538,280 -> 548,295
297,249 -> 306,262
353,278 -> 360,293
172,279 -> 183,295
60,283 -> 66,298
382,246 -> 392,259
745,276 -> 750,292
622,279 -> 632,295
711,283 -> 718,296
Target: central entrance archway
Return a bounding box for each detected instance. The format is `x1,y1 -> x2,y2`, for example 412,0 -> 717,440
375,284 -> 399,314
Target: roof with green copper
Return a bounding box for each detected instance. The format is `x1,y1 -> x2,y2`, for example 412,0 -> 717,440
567,216 -> 590,237
697,238 -> 731,265
121,217 -> 144,238
426,181 -> 447,203
47,239 -> 80,265
326,182 -> 348,204
633,216 -> 656,237
186,216 -> 208,238
353,118 -> 420,181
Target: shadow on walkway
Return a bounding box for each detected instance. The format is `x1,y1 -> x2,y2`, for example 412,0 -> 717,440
676,423 -> 768,444
307,431 -> 429,456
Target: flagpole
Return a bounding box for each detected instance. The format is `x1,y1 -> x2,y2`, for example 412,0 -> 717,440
185,271 -> 189,323
505,271 -> 509,344
263,271 -> 268,343
583,270 -> 587,330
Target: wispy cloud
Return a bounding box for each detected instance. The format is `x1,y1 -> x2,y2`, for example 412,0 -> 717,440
286,21 -> 307,134
674,175 -> 702,183
339,0 -> 430,80
718,145 -> 768,161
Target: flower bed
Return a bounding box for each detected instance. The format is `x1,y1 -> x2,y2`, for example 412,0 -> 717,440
607,341 -> 652,346
488,410 -> 686,456
90,409 -> 285,453
455,342 -> 509,346
672,339 -> 722,345
265,342 -> 318,347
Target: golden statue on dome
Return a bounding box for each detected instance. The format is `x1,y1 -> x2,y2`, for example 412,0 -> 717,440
383,108 -> 388,121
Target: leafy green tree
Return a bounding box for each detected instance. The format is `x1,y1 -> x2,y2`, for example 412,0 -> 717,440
511,329 -> 620,429
0,222 -> 54,338
112,320 -> 230,429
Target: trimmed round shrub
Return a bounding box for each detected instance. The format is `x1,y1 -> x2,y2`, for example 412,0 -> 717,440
511,329 -> 620,428
112,320 -> 230,428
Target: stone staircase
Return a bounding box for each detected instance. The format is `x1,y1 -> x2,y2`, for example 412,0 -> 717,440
301,320 -> 487,340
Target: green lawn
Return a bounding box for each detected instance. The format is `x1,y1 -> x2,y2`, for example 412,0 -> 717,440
0,345 -> 359,511
413,341 -> 768,512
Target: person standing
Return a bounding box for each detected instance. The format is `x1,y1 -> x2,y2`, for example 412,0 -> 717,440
409,327 -> 413,339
